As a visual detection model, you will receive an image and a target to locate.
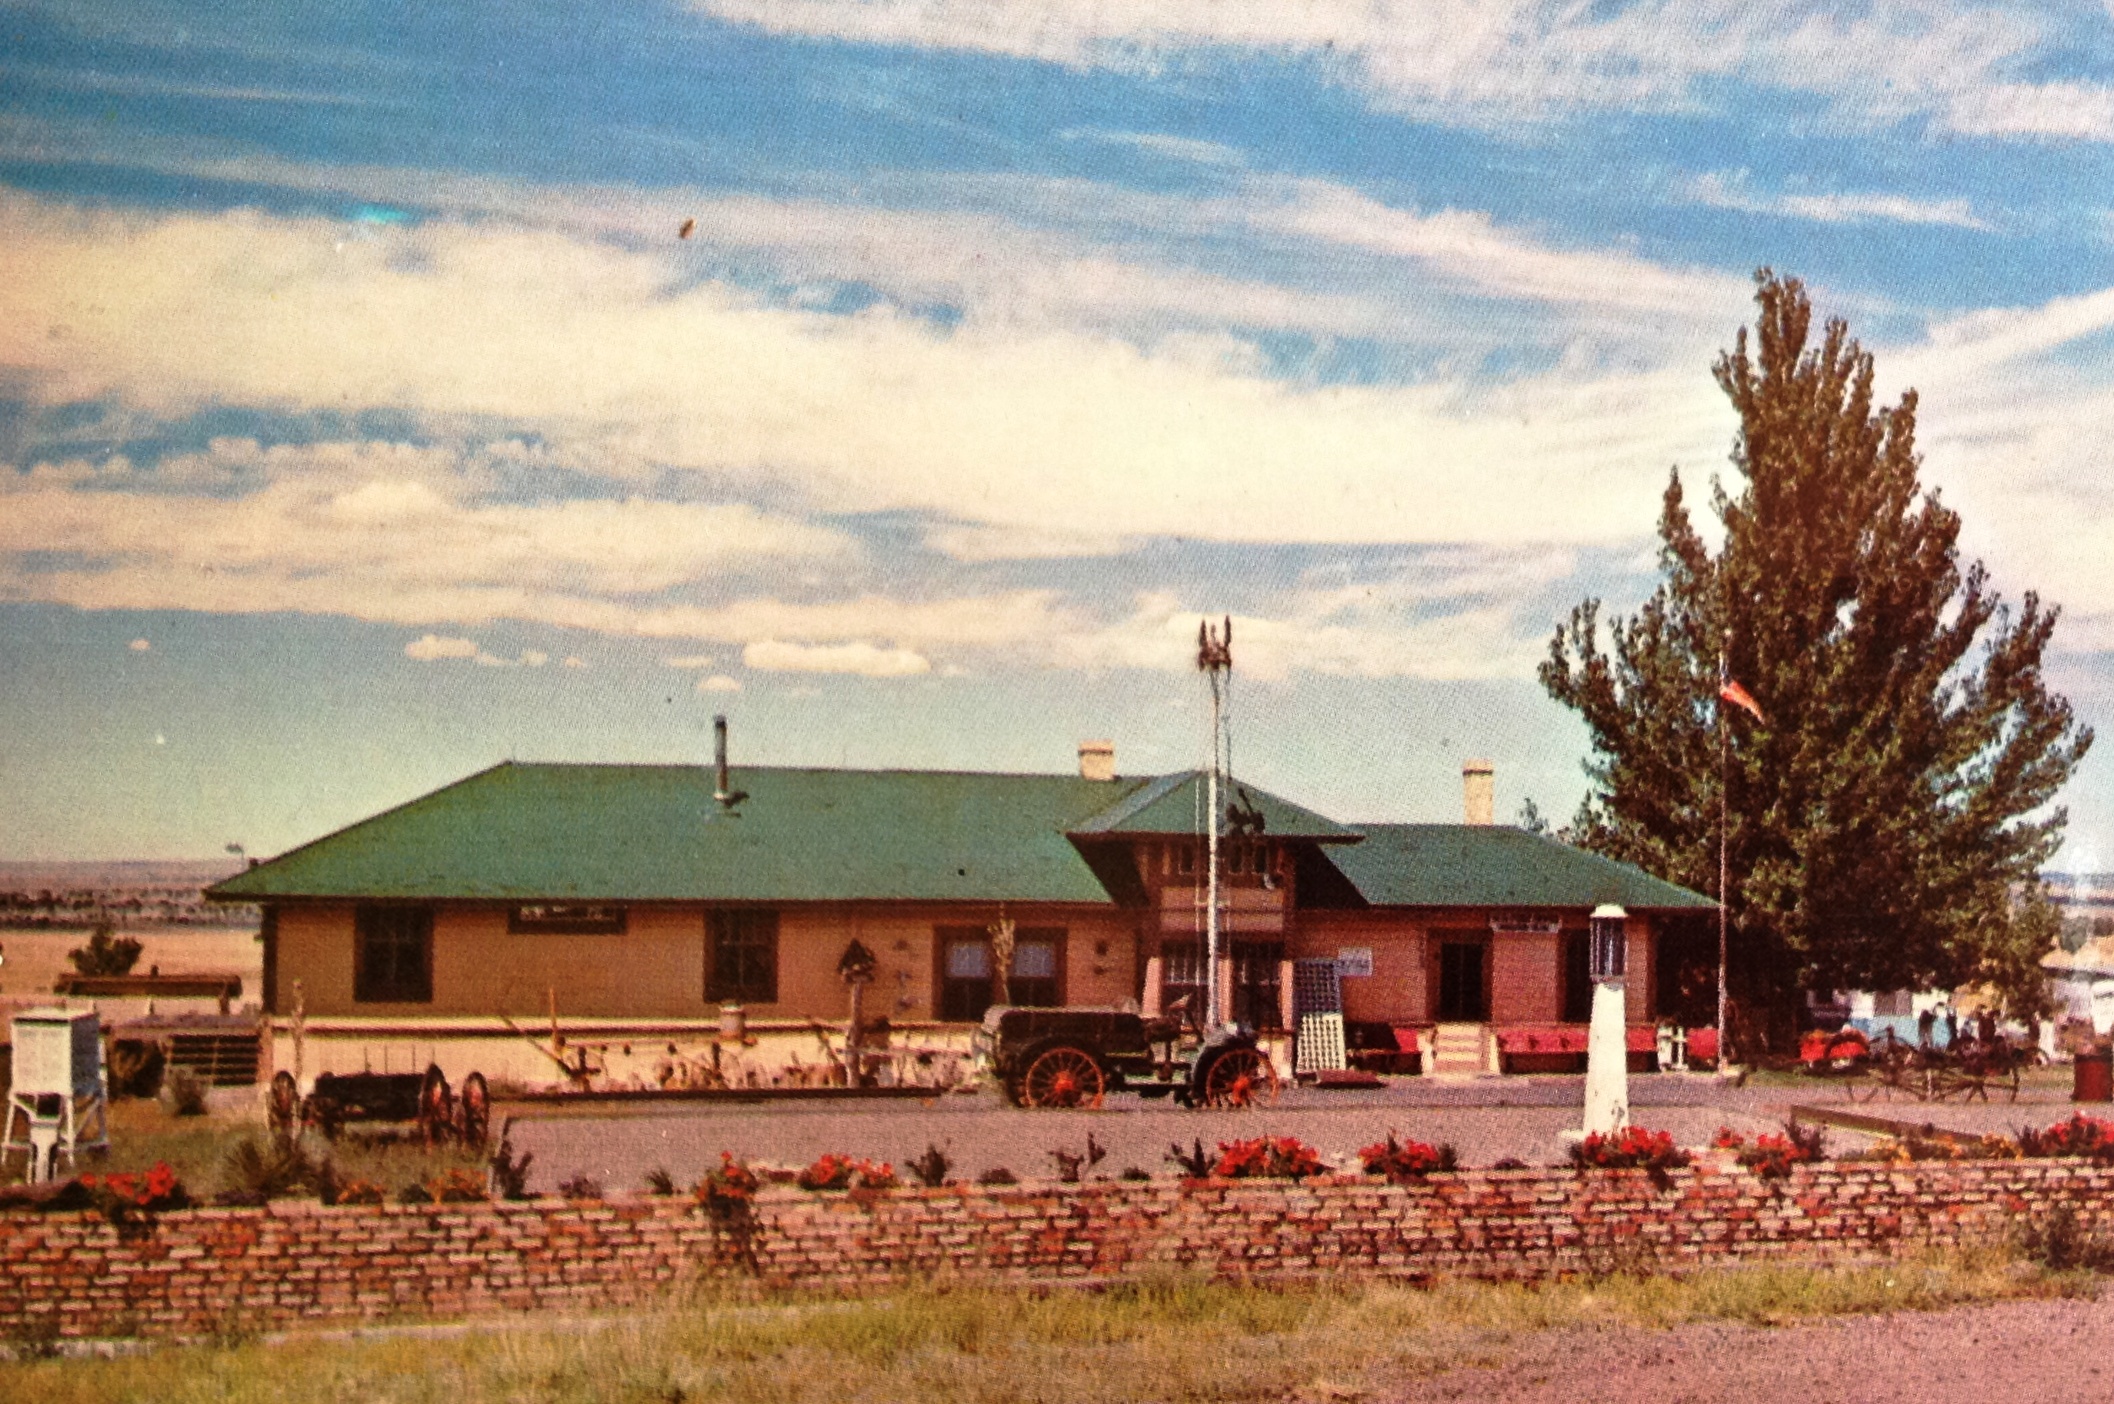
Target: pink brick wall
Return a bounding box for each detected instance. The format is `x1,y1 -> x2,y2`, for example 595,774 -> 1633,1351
4,1159 -> 2110,1340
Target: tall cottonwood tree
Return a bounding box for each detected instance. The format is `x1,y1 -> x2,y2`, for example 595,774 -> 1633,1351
1541,273 -> 2090,1045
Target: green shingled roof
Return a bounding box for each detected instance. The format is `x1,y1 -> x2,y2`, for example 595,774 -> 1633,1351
207,762 -> 1712,912
1067,770 -> 1357,841
1324,825 -> 1717,911
209,763 -> 1159,904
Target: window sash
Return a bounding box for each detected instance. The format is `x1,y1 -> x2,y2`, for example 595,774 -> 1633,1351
708,910 -> 778,1003
1161,940 -> 1207,1015
354,906 -> 432,1004
937,927 -> 1064,1020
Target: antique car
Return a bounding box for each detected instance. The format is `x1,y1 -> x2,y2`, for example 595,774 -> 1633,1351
974,1005 -> 1278,1109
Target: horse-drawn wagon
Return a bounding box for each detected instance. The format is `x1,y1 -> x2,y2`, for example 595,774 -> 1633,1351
267,1064 -> 492,1146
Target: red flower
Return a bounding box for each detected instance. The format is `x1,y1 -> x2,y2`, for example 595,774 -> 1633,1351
1571,1127 -> 1692,1172
695,1152 -> 760,1209
1358,1132 -> 1455,1181
1212,1136 -> 1325,1179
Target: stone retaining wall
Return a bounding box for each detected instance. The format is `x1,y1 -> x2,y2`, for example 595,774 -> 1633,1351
6,1158 -> 2113,1340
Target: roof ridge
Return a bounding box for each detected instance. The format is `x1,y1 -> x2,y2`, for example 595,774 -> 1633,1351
495,760 -> 1126,782
1071,770 -> 1196,834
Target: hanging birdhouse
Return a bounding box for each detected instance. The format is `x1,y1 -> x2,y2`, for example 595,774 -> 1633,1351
837,938 -> 877,986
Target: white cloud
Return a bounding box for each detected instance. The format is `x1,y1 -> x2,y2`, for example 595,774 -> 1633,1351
1061,128 -> 1246,167
1062,575 -> 1559,683
10,197 -> 2111,681
402,634 -> 551,668
0,195 -> 1737,554
404,634 -> 480,661
0,435 -> 856,632
690,0 -> 2114,141
662,654 -> 718,668
127,638 -> 151,652
743,639 -> 933,677
1685,173 -> 1995,232
1265,181 -> 1748,317
695,674 -> 743,693
562,656 -> 587,669
1946,81 -> 2114,141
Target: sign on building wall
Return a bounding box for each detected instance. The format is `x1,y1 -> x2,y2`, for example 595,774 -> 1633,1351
1335,947 -> 1373,978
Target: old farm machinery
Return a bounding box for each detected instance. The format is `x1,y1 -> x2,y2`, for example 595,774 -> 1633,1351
1801,1027 -> 2027,1104
976,1006 -> 1279,1110
268,1064 -> 492,1146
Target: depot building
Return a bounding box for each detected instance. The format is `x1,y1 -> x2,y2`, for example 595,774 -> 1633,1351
209,740 -> 1718,1087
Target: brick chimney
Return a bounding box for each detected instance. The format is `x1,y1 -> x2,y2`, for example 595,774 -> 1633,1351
1078,740 -> 1116,782
1462,759 -> 1494,825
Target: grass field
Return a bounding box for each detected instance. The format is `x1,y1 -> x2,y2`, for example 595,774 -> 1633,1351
2,1252 -> 2096,1402
3,1095 -> 489,1201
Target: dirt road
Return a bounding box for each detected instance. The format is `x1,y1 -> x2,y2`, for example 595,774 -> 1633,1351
1389,1292 -> 2114,1403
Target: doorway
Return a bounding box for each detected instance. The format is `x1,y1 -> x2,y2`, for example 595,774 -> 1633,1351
1231,942 -> 1284,1031
1436,939 -> 1489,1022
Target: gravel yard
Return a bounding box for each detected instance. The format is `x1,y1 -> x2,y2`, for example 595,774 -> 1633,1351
502,1073 -> 1880,1191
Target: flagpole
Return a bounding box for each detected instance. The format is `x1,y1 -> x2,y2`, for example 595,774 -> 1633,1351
1717,638 -> 1731,1070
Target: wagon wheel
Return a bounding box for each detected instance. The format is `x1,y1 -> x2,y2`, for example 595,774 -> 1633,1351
1019,1046 -> 1106,1109
1200,1047 -> 1279,1109
416,1064 -> 454,1146
455,1071 -> 491,1148
1846,1067 -> 1886,1103
267,1071 -> 300,1142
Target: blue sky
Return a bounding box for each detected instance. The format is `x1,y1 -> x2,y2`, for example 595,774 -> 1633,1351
6,1 -> 2114,865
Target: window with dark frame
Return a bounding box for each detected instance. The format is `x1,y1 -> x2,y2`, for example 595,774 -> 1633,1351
939,935 -> 994,1021
1008,934 -> 1061,1008
937,927 -> 1065,1021
1161,940 -> 1207,1019
707,909 -> 778,1003
508,903 -> 626,935
354,905 -> 432,1004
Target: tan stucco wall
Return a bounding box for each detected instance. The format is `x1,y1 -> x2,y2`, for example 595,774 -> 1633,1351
273,901 -> 1138,1023
270,899 -> 1661,1028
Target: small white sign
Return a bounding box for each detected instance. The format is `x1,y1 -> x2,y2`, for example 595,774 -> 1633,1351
1336,947 -> 1373,978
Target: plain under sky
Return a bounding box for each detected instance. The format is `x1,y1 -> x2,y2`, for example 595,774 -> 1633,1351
5,2 -> 2114,866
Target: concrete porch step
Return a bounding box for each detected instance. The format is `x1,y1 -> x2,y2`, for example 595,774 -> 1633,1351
1427,1022 -> 1488,1075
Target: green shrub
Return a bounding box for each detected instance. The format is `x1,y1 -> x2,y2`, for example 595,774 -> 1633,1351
217,1134 -> 335,1206
159,1065 -> 209,1117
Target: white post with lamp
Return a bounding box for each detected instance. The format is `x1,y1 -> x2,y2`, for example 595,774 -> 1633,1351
1582,904 -> 1631,1137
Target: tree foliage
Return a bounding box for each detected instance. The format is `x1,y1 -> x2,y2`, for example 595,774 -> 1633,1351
68,922 -> 143,977
1541,273 -> 2090,1043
